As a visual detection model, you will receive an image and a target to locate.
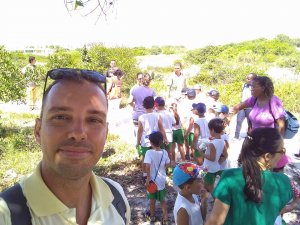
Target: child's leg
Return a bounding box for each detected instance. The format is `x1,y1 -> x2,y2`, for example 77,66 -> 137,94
178,143 -> 185,161
160,200 -> 168,221
170,142 -> 176,165
149,199 -> 156,217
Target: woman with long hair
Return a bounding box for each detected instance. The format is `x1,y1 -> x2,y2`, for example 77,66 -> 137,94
205,128 -> 292,225
231,76 -> 285,136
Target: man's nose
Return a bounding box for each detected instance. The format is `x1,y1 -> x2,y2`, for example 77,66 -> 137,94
68,121 -> 87,141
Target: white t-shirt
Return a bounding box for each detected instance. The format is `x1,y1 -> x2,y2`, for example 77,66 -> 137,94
138,112 -> 160,147
194,117 -> 210,144
203,138 -> 225,173
144,149 -> 170,190
157,109 -> 176,142
173,193 -> 203,225
220,134 -> 229,170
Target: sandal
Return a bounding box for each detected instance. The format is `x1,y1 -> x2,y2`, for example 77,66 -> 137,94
162,219 -> 169,225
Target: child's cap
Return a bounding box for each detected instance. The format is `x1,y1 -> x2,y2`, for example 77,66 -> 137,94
154,96 -> 165,107
173,162 -> 207,186
207,89 -> 219,97
192,103 -> 206,114
148,131 -> 163,147
275,154 -> 291,169
215,104 -> 229,114
187,89 -> 196,98
181,87 -> 189,95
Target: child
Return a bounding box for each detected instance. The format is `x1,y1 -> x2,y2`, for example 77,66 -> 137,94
137,96 -> 168,180
202,118 -> 227,193
144,131 -> 171,224
154,96 -> 176,155
215,104 -> 230,170
191,103 -> 210,165
273,154 -> 300,225
170,102 -> 186,163
173,162 -> 208,225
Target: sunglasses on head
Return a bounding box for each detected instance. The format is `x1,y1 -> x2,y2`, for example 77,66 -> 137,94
43,68 -> 107,98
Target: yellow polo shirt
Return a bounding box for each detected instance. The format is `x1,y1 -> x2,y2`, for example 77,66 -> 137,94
0,166 -> 131,225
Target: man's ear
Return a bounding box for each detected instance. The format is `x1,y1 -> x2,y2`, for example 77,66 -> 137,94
34,118 -> 42,144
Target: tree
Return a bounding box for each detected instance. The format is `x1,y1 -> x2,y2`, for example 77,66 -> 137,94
64,0 -> 117,23
0,46 -> 26,102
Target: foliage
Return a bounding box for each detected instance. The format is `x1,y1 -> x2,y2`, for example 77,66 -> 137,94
85,44 -> 139,93
0,46 -> 26,102
149,46 -> 162,55
47,50 -> 82,69
274,81 -> 300,112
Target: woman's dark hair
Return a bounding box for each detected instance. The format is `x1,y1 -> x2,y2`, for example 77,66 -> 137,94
208,118 -> 224,134
239,128 -> 283,203
252,76 -> 274,99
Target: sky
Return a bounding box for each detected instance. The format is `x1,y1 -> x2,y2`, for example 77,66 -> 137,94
1,0 -> 300,50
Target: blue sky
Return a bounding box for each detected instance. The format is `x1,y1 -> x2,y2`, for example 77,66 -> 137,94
1,0 -> 300,49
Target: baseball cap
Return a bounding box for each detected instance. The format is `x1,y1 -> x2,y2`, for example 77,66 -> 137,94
192,103 -> 206,114
187,89 -> 196,98
181,87 -> 189,95
173,162 -> 207,186
154,96 -> 165,107
207,89 -> 219,97
215,104 -> 229,114
275,154 -> 291,169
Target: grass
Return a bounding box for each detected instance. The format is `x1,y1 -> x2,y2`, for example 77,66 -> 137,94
0,111 -> 136,191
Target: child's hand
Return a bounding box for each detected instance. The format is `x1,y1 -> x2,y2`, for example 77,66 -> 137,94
200,188 -> 209,200
145,178 -> 150,187
280,204 -> 294,214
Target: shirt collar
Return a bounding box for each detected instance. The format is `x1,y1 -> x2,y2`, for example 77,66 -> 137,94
22,165 -> 113,217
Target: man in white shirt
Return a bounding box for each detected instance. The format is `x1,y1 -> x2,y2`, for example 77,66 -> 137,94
167,63 -> 187,100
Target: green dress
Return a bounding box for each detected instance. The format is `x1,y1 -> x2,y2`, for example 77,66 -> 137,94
213,168 -> 292,225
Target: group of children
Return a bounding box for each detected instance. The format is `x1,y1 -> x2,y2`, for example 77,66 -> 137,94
135,87 -> 299,224
135,87 -> 234,224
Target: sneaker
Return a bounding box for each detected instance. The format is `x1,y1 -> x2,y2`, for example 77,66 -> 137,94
185,154 -> 191,161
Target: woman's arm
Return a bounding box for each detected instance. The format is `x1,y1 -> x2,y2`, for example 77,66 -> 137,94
205,199 -> 230,225
276,118 -> 285,137
230,101 -> 248,115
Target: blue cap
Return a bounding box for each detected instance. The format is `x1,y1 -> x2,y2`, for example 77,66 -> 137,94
187,89 -> 196,97
207,89 -> 219,97
173,162 -> 207,186
215,104 -> 229,114
154,96 -> 165,107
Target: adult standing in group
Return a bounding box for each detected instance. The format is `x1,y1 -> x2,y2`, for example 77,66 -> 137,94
128,73 -> 156,133
21,56 -> 38,110
129,72 -> 143,96
167,63 -> 187,100
0,68 -> 131,224
205,128 -> 292,225
234,73 -> 257,139
231,76 -> 285,136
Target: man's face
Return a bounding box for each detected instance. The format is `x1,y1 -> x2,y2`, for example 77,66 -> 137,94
246,74 -> 254,85
174,65 -> 181,75
110,60 -> 116,68
35,80 -> 108,180
137,74 -> 143,86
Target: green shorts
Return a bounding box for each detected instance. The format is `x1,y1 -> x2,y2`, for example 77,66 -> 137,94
188,133 -> 194,146
147,189 -> 166,202
204,171 -> 223,186
137,146 -> 151,157
194,149 -> 204,158
160,142 -> 172,151
173,129 -> 184,144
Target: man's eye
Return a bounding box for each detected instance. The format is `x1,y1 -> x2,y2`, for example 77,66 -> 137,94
89,118 -> 103,124
54,115 -> 68,120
